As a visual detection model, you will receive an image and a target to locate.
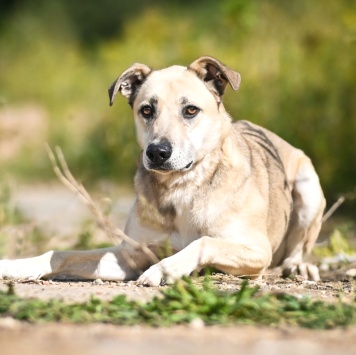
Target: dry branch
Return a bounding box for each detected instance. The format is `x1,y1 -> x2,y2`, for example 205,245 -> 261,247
322,196 -> 345,223
46,145 -> 159,267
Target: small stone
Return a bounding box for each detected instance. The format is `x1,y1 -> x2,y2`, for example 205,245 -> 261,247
302,280 -> 317,286
189,318 -> 205,329
345,268 -> 356,277
319,263 -> 329,272
93,278 -> 104,285
294,275 -> 306,282
0,317 -> 21,329
253,281 -> 267,287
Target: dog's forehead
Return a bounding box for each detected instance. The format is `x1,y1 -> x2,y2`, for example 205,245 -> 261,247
135,65 -> 212,104
152,65 -> 189,78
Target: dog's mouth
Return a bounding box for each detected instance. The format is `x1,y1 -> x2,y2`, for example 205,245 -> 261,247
146,160 -> 194,173
182,161 -> 193,170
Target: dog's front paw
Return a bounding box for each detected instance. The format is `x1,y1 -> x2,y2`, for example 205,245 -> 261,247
137,263 -> 168,287
282,262 -> 320,281
137,256 -> 194,286
137,247 -> 200,286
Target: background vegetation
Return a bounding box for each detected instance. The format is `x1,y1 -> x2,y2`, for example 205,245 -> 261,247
0,0 -> 355,213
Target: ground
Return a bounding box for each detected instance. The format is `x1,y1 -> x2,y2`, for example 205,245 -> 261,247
0,272 -> 355,304
0,274 -> 355,355
1,322 -> 355,355
0,184 -> 355,355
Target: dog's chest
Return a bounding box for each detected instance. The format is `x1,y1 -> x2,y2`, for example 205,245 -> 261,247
163,184 -> 212,249
136,164 -> 223,248
170,208 -> 199,249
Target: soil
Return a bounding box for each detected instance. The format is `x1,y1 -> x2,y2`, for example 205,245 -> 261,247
0,321 -> 355,355
1,184 -> 355,355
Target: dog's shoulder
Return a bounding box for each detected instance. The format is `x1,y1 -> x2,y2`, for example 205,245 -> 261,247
234,120 -> 281,152
232,120 -> 284,170
234,120 -> 308,185
233,120 -> 302,170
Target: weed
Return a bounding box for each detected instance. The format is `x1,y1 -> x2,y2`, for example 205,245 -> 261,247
0,277 -> 355,329
0,183 -> 48,258
314,224 -> 356,259
0,183 -> 21,226
72,228 -> 113,251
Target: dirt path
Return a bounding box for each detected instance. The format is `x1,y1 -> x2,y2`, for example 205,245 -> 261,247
1,321 -> 355,355
0,272 -> 355,304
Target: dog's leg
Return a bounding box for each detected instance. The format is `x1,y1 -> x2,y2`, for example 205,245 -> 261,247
0,247 -> 130,281
137,235 -> 272,286
0,201 -> 169,281
281,161 -> 326,281
0,199 -> 169,282
0,243 -> 162,281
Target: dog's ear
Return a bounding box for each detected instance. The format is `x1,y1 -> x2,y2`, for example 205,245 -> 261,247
188,56 -> 241,96
108,63 -> 152,106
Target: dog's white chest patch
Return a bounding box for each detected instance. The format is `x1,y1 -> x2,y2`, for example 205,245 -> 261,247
170,209 -> 199,250
163,184 -> 200,250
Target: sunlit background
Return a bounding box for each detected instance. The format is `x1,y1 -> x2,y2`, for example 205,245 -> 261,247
0,0 -> 355,256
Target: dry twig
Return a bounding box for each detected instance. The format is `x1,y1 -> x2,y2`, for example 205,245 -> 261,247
46,145 -> 159,268
322,196 -> 345,223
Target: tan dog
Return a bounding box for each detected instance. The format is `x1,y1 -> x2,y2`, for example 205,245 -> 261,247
0,56 -> 325,285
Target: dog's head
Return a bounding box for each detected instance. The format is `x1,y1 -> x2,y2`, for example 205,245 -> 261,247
109,56 -> 241,173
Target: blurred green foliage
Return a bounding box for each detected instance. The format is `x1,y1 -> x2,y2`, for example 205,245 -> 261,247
1,277 -> 355,328
0,0 -> 355,210
0,181 -> 47,257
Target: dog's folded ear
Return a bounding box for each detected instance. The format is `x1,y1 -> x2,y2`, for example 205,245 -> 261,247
108,63 -> 152,106
188,56 -> 241,96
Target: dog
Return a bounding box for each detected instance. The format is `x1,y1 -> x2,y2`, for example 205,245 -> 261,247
0,56 -> 325,286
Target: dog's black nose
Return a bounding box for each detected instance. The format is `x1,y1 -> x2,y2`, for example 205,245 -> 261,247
146,141 -> 172,165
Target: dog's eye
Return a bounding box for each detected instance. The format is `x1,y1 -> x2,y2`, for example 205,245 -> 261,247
183,106 -> 200,119
140,105 -> 154,119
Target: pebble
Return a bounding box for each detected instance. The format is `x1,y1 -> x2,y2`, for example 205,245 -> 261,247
345,268 -> 356,277
302,280 -> 317,286
0,317 -> 22,330
319,263 -> 329,272
189,318 -> 205,329
93,278 -> 104,285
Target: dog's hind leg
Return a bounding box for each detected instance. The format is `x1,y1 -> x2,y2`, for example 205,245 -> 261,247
0,244 -> 160,281
281,159 -> 326,280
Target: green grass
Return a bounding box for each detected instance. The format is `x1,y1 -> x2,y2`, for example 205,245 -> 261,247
1,278 -> 355,329
0,182 -> 48,258
313,222 -> 356,259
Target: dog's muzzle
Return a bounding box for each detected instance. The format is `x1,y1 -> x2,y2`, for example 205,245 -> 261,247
146,141 -> 172,166
144,140 -> 194,172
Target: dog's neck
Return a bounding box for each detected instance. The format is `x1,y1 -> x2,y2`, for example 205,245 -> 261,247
133,123 -> 251,231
